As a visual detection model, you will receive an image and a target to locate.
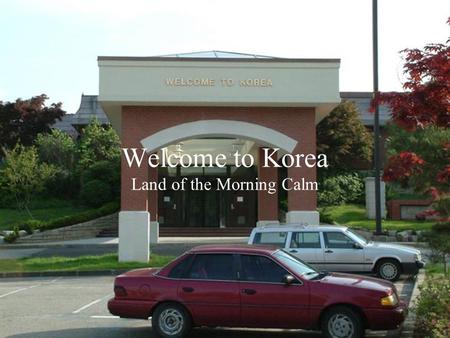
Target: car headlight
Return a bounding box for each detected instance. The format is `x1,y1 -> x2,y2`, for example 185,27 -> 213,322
381,293 -> 398,306
414,253 -> 422,261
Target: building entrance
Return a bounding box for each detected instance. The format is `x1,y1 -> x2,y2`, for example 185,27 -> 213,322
158,166 -> 257,228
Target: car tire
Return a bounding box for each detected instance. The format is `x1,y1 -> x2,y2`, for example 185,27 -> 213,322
321,305 -> 364,338
376,258 -> 401,281
152,303 -> 191,338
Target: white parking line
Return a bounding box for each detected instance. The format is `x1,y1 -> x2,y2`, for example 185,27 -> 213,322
90,315 -> 120,319
0,285 -> 39,299
72,293 -> 113,314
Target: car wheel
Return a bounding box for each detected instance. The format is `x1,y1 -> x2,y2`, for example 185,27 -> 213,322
152,303 -> 191,338
376,258 -> 401,281
321,306 -> 364,338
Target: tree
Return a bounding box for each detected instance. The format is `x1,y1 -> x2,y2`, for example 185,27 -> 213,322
317,100 -> 373,175
373,19 -> 449,273
35,129 -> 76,170
0,95 -> 65,155
77,119 -> 120,170
372,20 -> 449,220
0,145 -> 56,217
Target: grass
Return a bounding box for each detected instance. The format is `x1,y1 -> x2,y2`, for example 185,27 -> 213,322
0,253 -> 176,273
0,198 -> 92,231
324,204 -> 435,231
426,262 -> 448,276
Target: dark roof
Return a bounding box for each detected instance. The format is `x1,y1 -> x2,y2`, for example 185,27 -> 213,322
340,92 -> 391,126
98,50 -> 340,63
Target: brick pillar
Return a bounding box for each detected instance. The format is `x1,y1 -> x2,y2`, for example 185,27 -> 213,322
286,110 -> 319,225
257,147 -> 279,226
119,109 -> 150,262
148,164 -> 159,243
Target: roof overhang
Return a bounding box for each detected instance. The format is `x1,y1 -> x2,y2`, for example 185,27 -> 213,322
98,57 -> 340,136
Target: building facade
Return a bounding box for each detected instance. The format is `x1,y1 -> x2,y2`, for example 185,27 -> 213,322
56,51 -> 391,262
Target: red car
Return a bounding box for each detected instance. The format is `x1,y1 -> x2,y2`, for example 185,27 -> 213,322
108,245 -> 407,338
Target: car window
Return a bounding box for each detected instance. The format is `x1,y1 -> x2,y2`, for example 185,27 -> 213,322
253,231 -> 287,247
290,232 -> 321,248
168,254 -> 194,278
240,254 -> 290,283
186,254 -> 235,281
324,232 -> 355,249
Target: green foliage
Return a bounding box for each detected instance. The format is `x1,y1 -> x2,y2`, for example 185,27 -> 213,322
324,204 -> 434,231
79,179 -> 113,208
414,276 -> 450,338
3,232 -> 18,243
38,201 -> 119,231
81,160 -> 120,198
35,129 -> 76,170
319,207 -> 335,224
425,222 -> 450,275
44,169 -> 79,199
0,253 -> 175,273
385,123 -> 450,194
317,101 -> 373,174
0,145 -> 57,216
77,119 -> 120,170
318,174 -> 364,207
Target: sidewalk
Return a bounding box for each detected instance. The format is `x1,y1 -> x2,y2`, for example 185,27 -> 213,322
0,236 -> 248,259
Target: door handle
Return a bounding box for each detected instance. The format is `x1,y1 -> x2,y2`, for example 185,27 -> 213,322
182,287 -> 194,293
289,249 -> 298,253
325,250 -> 334,253
241,288 -> 256,295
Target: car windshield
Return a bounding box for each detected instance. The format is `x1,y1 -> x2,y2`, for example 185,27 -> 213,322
273,250 -> 319,280
345,229 -> 369,245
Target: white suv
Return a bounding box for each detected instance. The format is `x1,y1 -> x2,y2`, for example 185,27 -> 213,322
248,224 -> 424,281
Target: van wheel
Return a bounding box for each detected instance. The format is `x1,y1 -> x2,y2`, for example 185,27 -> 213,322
152,303 -> 191,338
376,258 -> 401,281
321,306 -> 364,338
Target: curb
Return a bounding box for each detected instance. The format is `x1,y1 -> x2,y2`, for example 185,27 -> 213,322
400,269 -> 426,338
0,269 -> 129,278
0,243 -> 119,250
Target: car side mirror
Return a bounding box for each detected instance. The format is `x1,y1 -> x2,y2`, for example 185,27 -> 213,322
353,243 -> 363,249
282,274 -> 295,285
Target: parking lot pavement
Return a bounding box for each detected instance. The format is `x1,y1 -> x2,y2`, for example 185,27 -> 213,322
0,275 -> 414,338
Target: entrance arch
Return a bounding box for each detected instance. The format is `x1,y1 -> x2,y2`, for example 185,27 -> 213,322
140,120 -> 297,154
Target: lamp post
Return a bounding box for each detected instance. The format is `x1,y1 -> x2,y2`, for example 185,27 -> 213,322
372,0 -> 383,235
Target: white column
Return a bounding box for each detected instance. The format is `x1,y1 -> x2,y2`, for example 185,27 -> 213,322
365,177 -> 386,219
150,221 -> 159,244
286,211 -> 320,225
119,211 -> 150,262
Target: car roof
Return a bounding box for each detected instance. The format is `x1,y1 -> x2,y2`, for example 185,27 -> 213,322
251,224 -> 348,232
189,244 -> 279,254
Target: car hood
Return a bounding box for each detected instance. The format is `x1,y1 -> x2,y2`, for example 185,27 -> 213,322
366,242 -> 420,255
316,272 -> 394,293
119,268 -> 160,277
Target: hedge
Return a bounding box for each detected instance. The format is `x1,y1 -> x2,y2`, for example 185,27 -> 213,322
5,201 -> 119,237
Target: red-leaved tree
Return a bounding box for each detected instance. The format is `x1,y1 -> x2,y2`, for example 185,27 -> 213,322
372,18 -> 450,221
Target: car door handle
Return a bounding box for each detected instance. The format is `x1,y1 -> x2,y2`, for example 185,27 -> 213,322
182,287 -> 194,293
289,249 -> 298,253
325,250 -> 334,253
241,288 -> 256,295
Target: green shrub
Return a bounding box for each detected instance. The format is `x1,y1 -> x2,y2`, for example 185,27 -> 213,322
414,276 -> 450,338
319,208 -> 335,224
44,169 -> 79,199
38,201 -> 119,231
79,179 -> 113,208
7,220 -> 43,235
318,174 -> 364,207
3,232 -> 18,243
